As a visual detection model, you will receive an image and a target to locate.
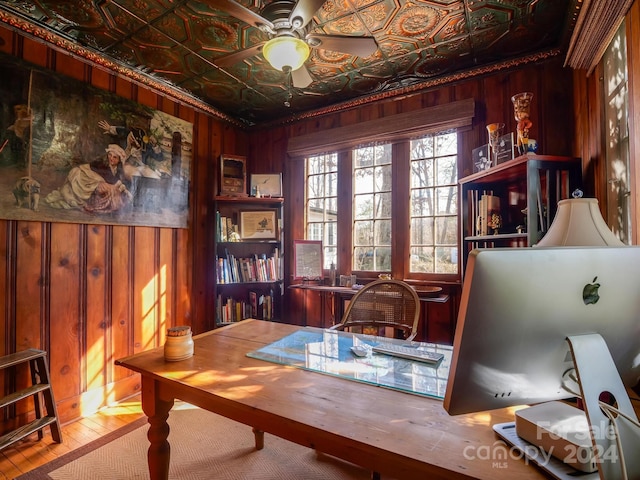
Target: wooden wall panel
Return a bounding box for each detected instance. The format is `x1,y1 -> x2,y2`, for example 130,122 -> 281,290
14,222 -> 43,352
111,226 -> 133,384
0,23 -> 248,426
85,225 -> 108,393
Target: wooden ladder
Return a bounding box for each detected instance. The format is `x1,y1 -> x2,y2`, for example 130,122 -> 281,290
0,349 -> 62,450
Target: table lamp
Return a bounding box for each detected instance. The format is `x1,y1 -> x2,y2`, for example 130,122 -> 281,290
535,193 -> 624,246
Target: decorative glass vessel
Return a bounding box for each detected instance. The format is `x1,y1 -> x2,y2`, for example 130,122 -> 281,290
511,92 -> 534,155
486,123 -> 504,166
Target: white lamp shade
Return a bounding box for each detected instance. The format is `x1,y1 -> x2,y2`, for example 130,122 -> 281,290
263,37 -> 310,71
536,198 -> 624,246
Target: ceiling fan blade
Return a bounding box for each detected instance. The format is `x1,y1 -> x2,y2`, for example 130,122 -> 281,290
209,0 -> 274,31
291,65 -> 313,88
214,43 -> 266,67
307,34 -> 377,57
289,0 -> 327,28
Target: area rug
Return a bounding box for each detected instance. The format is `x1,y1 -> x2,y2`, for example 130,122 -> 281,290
17,403 -> 372,480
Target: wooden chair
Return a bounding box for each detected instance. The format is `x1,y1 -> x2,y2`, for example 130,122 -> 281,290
330,279 -> 421,341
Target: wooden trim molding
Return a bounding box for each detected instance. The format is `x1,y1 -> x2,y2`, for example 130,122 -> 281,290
287,98 -> 475,158
565,0 -> 634,73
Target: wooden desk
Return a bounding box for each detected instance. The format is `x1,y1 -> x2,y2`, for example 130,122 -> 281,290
116,320 -> 546,480
290,283 -> 449,329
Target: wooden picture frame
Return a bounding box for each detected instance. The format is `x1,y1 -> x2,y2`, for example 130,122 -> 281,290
250,173 -> 283,197
220,154 -> 247,196
239,209 -> 278,240
293,240 -> 323,280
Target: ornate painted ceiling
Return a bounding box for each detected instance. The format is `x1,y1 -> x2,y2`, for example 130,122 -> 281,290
0,0 -> 581,127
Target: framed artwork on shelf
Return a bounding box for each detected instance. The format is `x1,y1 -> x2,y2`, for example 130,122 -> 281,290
293,240 -> 323,280
239,209 -> 278,240
220,154 -> 247,196
472,144 -> 491,172
250,173 -> 283,197
495,132 -> 515,164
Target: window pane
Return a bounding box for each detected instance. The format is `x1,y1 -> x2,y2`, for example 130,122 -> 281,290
410,246 -> 434,272
354,194 -> 373,220
375,219 -> 391,246
410,217 -> 434,245
434,246 -> 458,274
354,220 -> 373,245
411,159 -> 433,188
411,188 -> 434,216
354,167 -> 374,194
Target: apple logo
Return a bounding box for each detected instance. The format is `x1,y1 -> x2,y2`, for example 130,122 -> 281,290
582,276 -> 600,305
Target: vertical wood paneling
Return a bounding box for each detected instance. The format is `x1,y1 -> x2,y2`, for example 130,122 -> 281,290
85,225 -> 107,392
158,229 -> 174,335
14,222 -> 43,352
132,227 -> 159,353
111,226 -> 132,383
0,224 -> 8,358
48,223 -> 82,419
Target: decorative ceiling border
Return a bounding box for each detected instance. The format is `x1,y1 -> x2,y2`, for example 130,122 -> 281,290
0,8 -> 248,128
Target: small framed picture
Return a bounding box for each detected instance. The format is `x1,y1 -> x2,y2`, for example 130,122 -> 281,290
293,240 -> 323,279
220,154 -> 247,196
472,144 -> 491,173
495,132 -> 515,164
239,210 -> 278,240
250,173 -> 283,197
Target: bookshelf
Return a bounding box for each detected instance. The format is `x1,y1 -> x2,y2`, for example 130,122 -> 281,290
214,196 -> 284,326
459,154 -> 582,273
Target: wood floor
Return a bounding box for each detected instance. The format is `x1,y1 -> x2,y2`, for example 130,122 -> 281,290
0,395 -> 145,480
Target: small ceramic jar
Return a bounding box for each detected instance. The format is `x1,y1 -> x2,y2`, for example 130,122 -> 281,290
164,326 -> 194,361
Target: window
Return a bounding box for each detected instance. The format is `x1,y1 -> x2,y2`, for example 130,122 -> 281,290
602,20 -> 631,242
305,153 -> 338,268
409,133 -> 458,274
353,145 -> 392,271
304,131 -> 459,277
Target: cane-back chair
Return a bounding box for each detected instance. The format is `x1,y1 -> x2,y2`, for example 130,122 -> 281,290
330,279 -> 421,341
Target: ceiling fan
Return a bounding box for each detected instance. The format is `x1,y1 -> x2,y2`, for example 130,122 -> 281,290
211,0 -> 378,88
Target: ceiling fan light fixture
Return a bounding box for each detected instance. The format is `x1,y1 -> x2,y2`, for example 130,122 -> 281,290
263,36 -> 310,71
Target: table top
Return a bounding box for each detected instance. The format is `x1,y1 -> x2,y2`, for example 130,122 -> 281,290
116,320 -> 546,480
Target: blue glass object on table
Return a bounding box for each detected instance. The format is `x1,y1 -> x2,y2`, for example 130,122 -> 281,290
247,327 -> 452,400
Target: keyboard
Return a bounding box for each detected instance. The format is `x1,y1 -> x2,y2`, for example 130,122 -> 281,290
371,343 -> 444,364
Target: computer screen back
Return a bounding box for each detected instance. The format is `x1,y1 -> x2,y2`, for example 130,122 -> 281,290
444,246 -> 640,415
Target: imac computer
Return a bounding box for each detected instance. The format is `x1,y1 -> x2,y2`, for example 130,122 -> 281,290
444,247 -> 640,479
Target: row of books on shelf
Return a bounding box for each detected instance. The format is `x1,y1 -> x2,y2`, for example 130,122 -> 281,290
469,191 -> 501,236
216,291 -> 275,324
216,212 -> 239,242
216,250 -> 281,284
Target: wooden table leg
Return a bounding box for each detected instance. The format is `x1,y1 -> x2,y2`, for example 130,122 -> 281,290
252,427 -> 264,450
141,376 -> 175,480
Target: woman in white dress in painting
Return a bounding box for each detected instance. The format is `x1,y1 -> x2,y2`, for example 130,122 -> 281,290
45,144 -> 133,213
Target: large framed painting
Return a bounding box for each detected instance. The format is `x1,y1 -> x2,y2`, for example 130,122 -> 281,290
0,54 -> 192,228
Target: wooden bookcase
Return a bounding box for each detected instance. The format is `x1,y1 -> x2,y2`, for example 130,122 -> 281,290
214,196 -> 284,326
459,154 -> 582,273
